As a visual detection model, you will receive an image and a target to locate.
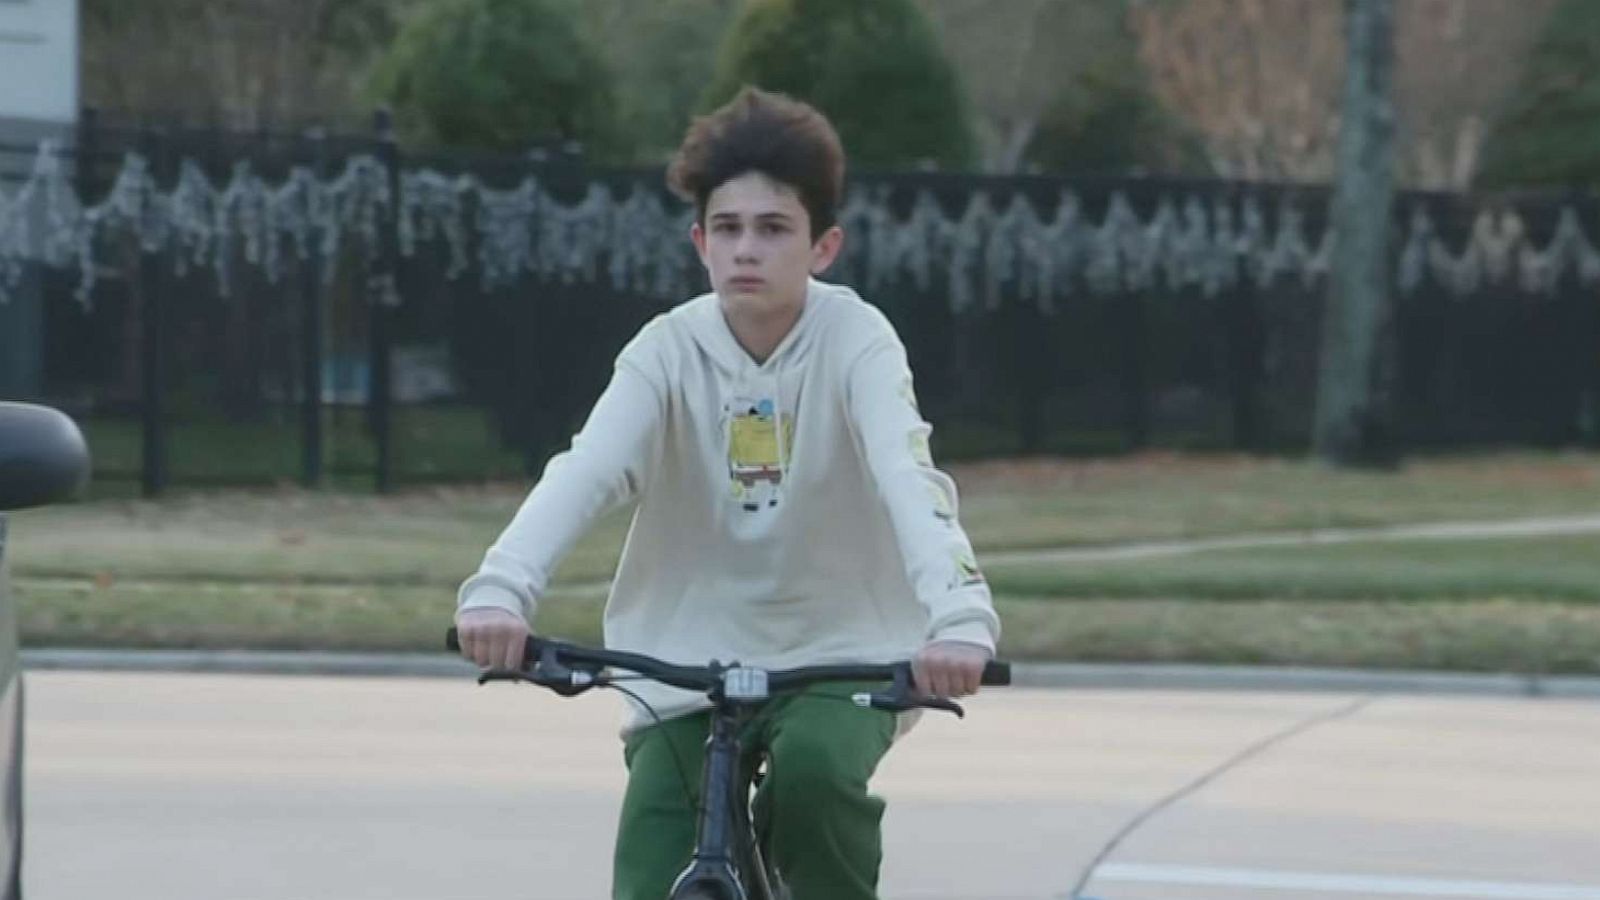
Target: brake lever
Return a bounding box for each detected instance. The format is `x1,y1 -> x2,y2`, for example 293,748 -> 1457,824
918,696 -> 967,718
476,644 -> 603,696
852,665 -> 967,718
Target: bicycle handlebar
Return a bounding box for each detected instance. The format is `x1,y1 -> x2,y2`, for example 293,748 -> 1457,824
444,627 -> 1004,698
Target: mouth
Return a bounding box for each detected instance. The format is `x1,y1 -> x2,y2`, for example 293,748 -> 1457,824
727,276 -> 767,292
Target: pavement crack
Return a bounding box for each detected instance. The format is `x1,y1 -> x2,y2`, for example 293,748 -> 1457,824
1065,693 -> 1377,900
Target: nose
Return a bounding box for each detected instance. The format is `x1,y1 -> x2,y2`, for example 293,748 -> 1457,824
734,229 -> 760,264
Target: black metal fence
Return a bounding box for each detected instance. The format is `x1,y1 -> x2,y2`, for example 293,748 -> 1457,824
3,112 -> 1598,497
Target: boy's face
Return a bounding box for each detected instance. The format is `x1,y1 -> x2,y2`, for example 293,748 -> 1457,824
691,171 -> 843,318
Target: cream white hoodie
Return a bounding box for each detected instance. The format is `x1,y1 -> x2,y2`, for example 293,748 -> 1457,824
458,279 -> 1000,732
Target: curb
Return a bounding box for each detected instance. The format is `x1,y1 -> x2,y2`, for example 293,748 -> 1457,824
1006,662 -> 1600,698
21,648 -> 1600,698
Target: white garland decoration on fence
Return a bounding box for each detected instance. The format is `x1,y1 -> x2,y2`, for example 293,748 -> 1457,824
5,142 -> 1600,310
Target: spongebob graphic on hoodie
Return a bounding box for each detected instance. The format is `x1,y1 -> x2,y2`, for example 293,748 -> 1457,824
726,396 -> 794,511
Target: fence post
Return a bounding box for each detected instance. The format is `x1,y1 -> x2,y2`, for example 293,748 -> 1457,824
1585,284 -> 1600,448
300,127 -> 328,487
366,108 -> 399,493
75,106 -> 99,203
1226,279 -> 1266,451
1120,289 -> 1150,450
1013,298 -> 1046,453
139,126 -> 169,497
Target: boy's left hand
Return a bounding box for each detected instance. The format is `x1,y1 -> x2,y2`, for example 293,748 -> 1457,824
912,641 -> 993,699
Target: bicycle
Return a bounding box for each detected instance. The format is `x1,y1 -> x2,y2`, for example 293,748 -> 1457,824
445,627 -> 1010,900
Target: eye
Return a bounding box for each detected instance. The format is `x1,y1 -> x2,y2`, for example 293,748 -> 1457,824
758,221 -> 789,236
712,221 -> 739,235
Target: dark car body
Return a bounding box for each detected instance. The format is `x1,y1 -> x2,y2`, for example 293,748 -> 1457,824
0,402 -> 91,899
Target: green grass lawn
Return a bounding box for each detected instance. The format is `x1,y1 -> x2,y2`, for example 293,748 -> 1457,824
8,485 -> 630,587
8,450 -> 1600,671
952,452 -> 1600,548
16,451 -> 1600,587
994,597 -> 1600,673
986,535 -> 1600,602
16,579 -> 1599,674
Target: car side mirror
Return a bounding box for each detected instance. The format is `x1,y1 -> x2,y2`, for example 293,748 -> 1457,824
0,402 -> 90,511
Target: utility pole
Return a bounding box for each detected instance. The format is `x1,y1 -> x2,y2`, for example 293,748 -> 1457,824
1313,0 -> 1399,466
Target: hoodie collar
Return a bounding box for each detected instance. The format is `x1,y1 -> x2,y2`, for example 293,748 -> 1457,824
689,278 -> 829,375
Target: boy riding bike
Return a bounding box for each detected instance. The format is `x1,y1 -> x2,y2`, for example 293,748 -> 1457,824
454,87 -> 1001,900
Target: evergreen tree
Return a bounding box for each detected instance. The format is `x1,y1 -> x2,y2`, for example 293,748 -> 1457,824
368,0 -> 615,154
704,0 -> 976,169
1477,0 -> 1600,188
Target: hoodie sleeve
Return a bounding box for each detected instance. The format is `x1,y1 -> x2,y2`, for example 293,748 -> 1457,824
456,352 -> 663,624
845,333 -> 1001,653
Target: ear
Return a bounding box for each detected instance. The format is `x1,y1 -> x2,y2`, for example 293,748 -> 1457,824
690,221 -> 710,269
810,225 -> 845,274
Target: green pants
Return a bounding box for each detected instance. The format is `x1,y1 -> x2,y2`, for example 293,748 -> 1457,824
613,682 -> 897,900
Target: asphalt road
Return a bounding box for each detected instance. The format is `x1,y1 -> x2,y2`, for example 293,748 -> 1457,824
23,671 -> 1600,900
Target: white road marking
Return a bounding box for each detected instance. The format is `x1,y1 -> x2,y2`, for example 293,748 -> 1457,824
1095,863 -> 1600,899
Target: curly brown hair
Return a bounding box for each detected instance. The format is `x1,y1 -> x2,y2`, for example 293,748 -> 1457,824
667,87 -> 845,241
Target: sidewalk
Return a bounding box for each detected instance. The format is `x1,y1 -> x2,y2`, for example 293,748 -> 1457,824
981,512 -> 1600,566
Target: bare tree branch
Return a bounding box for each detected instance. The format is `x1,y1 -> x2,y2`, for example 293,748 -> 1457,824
1130,0 -> 1556,186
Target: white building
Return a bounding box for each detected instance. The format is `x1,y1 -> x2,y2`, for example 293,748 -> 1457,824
0,0 -> 78,155
0,1 -> 77,398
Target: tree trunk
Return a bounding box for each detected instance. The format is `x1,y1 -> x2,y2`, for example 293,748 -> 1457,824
1313,0 -> 1398,466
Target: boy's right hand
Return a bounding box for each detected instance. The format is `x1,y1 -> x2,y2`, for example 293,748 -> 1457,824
454,607 -> 531,671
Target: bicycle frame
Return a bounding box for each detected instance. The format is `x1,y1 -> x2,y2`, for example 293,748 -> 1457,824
666,700 -> 778,900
